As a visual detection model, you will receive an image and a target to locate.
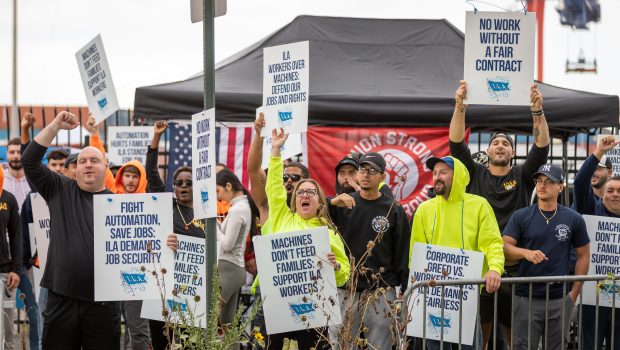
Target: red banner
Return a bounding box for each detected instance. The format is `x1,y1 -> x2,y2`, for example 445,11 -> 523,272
307,126 -> 458,217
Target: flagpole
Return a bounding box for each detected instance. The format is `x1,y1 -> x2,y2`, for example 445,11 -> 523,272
10,0 -> 19,138
202,0 -> 218,322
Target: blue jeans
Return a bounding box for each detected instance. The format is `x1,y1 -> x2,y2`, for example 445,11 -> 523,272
18,267 -> 41,350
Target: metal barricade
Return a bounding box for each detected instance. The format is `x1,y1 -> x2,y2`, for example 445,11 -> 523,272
401,274 -> 620,350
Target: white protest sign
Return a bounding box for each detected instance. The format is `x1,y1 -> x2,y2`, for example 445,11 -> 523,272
141,235 -> 208,327
464,11 -> 536,105
261,132 -> 303,169
28,223 -> 36,258
31,193 -> 51,300
582,215 -> 620,307
192,109 -> 217,219
94,193 -> 174,301
253,227 -> 341,334
406,243 -> 484,345
107,126 -> 155,166
261,41 -> 309,137
75,34 -> 119,123
596,135 -> 620,175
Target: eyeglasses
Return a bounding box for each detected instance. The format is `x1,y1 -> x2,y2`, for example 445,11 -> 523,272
174,179 -> 193,187
535,178 -> 560,185
296,189 -> 318,197
283,174 -> 302,182
358,167 -> 381,175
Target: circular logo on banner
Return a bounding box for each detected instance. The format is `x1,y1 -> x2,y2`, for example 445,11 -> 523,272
349,131 -> 439,217
376,149 -> 419,201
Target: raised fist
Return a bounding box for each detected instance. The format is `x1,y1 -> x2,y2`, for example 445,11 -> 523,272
384,152 -> 409,201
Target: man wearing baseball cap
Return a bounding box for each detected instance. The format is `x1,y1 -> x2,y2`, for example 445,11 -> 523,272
411,155 -> 504,349
449,80 -> 550,347
572,135 -> 620,350
503,163 -> 590,350
334,154 -> 360,194
328,151 -> 411,349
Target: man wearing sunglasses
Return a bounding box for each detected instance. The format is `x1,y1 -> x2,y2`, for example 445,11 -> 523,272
503,164 -> 590,350
328,152 -> 411,349
248,113 -> 309,225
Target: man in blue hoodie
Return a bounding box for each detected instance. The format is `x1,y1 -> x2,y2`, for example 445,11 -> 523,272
572,135 -> 620,350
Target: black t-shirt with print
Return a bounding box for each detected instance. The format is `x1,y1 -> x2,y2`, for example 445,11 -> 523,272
329,191 -> 411,291
450,140 -> 549,231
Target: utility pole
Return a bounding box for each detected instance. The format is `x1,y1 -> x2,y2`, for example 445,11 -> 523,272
528,0 -> 545,82
11,0 -> 19,138
202,0 -> 218,317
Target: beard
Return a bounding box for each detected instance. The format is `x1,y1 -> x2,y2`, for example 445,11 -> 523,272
338,184 -> 355,194
593,176 -> 608,189
434,180 -> 447,195
9,160 -> 23,170
286,192 -> 293,208
488,157 -> 510,167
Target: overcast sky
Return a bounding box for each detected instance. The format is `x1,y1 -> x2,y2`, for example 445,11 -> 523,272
1,0 -> 618,109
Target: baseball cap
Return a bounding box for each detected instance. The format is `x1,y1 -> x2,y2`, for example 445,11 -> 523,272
335,156 -> 359,173
598,155 -> 613,169
358,152 -> 386,173
64,153 -> 78,168
489,132 -> 515,149
533,164 -> 565,183
426,156 -> 455,171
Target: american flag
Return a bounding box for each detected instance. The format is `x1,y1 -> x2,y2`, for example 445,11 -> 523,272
166,122 -> 253,191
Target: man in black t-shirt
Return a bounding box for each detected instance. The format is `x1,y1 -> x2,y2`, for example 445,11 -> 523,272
503,164 -> 590,350
449,80 -> 550,348
22,111 -> 120,350
328,152 -> 411,350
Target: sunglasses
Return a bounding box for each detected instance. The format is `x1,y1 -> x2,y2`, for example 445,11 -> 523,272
283,174 -> 302,182
358,167 -> 381,175
174,179 -> 193,187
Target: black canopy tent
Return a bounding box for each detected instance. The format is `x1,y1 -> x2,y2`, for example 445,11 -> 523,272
134,15 -> 619,136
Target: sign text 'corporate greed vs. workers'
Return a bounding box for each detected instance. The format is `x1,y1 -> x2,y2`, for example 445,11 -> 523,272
94,193 -> 174,301
407,243 -> 483,345
464,11 -> 535,105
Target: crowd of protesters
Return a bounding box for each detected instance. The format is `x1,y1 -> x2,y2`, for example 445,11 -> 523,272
0,79 -> 618,350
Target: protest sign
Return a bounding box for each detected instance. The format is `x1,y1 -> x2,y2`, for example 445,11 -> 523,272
31,193 -> 51,300
192,109 -> 217,219
253,227 -> 341,334
75,34 -> 119,123
141,235 -> 209,327
406,243 -> 484,345
582,215 -> 620,307
107,126 -> 154,166
261,41 -> 309,137
596,134 -> 620,175
94,193 -> 174,301
261,132 -> 303,169
464,11 -> 535,105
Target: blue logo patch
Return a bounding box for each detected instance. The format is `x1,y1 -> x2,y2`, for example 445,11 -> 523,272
97,97 -> 108,109
121,269 -> 148,295
487,78 -> 511,101
167,299 -> 188,312
290,302 -> 315,315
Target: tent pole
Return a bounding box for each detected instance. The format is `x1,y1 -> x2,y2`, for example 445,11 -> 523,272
203,0 -> 217,324
528,0 -> 545,82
